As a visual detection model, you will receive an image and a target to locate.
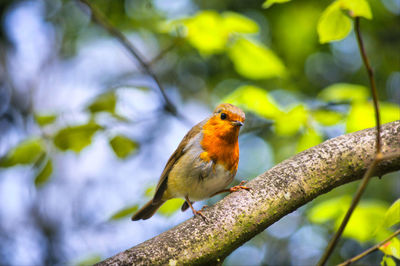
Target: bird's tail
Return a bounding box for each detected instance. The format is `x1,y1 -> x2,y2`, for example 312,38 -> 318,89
131,199 -> 165,221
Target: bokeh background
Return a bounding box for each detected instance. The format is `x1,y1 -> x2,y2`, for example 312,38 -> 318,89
0,0 -> 399,265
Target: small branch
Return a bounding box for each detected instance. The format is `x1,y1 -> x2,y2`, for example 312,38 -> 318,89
77,0 -> 177,116
339,228 -> 400,266
355,17 -> 382,154
317,17 -> 383,266
148,39 -> 181,66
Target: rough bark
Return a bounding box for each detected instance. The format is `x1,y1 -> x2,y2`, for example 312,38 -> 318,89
98,121 -> 400,265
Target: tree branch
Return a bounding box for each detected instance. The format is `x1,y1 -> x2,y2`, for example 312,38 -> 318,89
97,121 -> 400,265
77,0 -> 180,118
339,228 -> 400,266
317,17 -> 383,265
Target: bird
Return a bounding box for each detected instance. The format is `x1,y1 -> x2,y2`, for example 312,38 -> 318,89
131,103 -> 249,221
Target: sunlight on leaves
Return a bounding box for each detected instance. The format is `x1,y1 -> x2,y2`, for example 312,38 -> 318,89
158,198 -> 185,217
317,1 -> 352,44
380,238 -> 400,260
341,201 -> 388,243
275,105 -> 307,136
312,110 -> 344,126
228,37 -> 286,79
308,195 -> 352,224
318,83 -> 369,103
34,113 -> 57,127
222,12 -> 259,34
309,196 -> 389,243
339,0 -> 372,19
223,85 -> 282,119
297,126 -> 323,152
179,11 -> 258,54
87,92 -> 116,114
262,0 -> 291,9
346,102 -> 400,133
53,123 -> 103,153
0,139 -> 45,167
109,135 -> 139,159
34,159 -> 53,187
109,205 -> 139,220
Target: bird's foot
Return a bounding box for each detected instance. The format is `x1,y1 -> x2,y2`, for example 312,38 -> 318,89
229,181 -> 251,193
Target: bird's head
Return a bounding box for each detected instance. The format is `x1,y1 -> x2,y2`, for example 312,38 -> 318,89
203,103 -> 245,142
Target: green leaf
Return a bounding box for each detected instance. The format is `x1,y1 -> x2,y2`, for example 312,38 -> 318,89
381,255 -> 396,266
341,201 -> 388,243
222,12 -> 259,34
228,37 -> 286,79
158,198 -> 185,217
346,102 -> 400,133
53,123 -> 102,153
381,199 -> 400,229
309,197 -> 389,243
34,114 -> 57,127
297,126 -> 323,152
275,105 -> 308,136
318,83 -> 369,103
109,205 -> 139,220
312,110 -> 344,126
75,254 -> 102,266
0,139 -> 45,167
176,11 -> 259,54
262,0 -> 291,9
339,0 -> 372,19
317,1 -> 352,43
87,92 -> 116,114
109,135 -> 139,159
308,196 -> 352,224
34,159 -> 53,187
380,238 -> 400,259
223,85 -> 282,120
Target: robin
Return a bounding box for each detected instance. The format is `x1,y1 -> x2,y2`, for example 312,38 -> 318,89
132,103 -> 249,220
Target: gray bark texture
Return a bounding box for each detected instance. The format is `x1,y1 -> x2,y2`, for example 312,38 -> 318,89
98,121 -> 400,265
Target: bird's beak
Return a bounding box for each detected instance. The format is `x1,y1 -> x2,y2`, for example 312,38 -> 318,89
232,121 -> 244,127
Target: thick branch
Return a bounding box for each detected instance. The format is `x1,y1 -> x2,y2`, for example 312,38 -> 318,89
98,121 -> 400,265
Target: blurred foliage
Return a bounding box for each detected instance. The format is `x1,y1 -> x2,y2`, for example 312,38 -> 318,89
309,196 -> 400,262
0,138 -> 45,167
109,204 -> 139,220
109,135 -> 139,159
53,123 -> 103,152
0,0 -> 399,265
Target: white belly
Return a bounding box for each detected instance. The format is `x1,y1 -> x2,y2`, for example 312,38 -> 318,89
166,146 -> 235,202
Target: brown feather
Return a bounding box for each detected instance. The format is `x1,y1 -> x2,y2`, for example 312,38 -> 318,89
152,121 -> 204,203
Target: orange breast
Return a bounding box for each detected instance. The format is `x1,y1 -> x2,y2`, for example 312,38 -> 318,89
200,117 -> 240,174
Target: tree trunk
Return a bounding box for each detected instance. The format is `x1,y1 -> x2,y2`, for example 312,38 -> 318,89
98,121 -> 400,265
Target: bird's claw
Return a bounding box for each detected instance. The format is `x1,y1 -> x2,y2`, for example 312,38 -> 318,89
193,209 -> 207,221
229,181 -> 251,193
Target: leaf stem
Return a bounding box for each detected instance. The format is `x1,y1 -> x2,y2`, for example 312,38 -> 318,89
338,228 -> 400,266
317,17 -> 383,266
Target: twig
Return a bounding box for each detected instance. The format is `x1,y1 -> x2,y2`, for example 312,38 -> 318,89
317,17 -> 383,266
148,39 -> 181,66
354,18 -> 382,154
338,228 -> 400,266
78,0 -> 177,116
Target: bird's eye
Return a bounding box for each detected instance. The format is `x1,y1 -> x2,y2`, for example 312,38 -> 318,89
220,113 -> 227,120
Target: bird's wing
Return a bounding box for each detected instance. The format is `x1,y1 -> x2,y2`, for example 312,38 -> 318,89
153,120 -> 205,203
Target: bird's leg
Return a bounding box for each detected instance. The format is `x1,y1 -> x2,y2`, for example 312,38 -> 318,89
185,196 -> 206,220
211,181 -> 251,197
